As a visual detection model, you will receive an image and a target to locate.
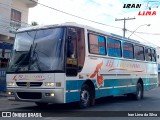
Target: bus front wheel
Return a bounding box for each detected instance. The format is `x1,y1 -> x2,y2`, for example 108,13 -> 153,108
79,84 -> 92,108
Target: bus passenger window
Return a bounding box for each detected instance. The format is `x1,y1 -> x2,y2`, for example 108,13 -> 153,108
88,34 -> 106,55
134,45 -> 144,60
107,38 -> 121,57
151,49 -> 156,62
145,48 -> 152,61
122,42 -> 134,59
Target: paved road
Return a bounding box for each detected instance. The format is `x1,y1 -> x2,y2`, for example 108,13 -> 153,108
0,87 -> 160,120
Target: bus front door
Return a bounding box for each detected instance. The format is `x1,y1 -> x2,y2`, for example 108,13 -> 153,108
66,27 -> 78,76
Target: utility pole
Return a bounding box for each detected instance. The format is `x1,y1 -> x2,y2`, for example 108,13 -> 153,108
115,17 -> 136,38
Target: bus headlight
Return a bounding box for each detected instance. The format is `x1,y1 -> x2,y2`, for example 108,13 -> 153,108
7,91 -> 14,95
7,82 -> 15,87
45,82 -> 55,87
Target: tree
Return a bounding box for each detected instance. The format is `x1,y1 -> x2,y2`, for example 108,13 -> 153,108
31,21 -> 38,26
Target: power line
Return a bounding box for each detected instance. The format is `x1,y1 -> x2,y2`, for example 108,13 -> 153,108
134,34 -> 158,47
135,31 -> 160,35
127,31 -> 159,47
127,29 -> 160,35
30,0 -> 122,29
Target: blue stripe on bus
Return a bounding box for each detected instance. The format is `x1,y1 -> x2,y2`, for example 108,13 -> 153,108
66,80 -> 84,90
65,78 -> 158,103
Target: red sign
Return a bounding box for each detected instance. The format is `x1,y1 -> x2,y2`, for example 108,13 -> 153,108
138,11 -> 156,16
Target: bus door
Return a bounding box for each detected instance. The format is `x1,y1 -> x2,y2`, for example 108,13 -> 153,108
66,27 -> 78,76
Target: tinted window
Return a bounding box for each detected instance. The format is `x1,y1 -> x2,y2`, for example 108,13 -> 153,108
145,48 -> 152,61
107,38 -> 121,57
77,28 -> 85,72
151,49 -> 156,62
88,34 -> 106,55
134,45 -> 144,60
123,42 -> 134,59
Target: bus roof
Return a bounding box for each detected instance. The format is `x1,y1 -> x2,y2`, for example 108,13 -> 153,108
17,22 -> 86,32
17,22 -> 156,48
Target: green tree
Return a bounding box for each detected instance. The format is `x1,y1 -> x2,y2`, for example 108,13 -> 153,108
31,21 -> 38,26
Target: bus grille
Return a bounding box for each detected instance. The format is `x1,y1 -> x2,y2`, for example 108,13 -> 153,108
16,82 -> 43,87
17,92 -> 42,99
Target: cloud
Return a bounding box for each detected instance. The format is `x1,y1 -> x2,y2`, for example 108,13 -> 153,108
28,0 -> 160,47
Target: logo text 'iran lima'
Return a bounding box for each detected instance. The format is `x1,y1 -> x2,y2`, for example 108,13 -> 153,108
123,4 -> 156,16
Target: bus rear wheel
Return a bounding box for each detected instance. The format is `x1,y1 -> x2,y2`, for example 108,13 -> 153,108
134,82 -> 143,100
79,84 -> 93,108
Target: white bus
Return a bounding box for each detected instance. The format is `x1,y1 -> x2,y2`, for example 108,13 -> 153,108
6,22 -> 158,108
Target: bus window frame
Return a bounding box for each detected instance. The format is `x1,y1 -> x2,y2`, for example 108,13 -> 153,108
134,45 -> 145,61
88,33 -> 107,56
145,47 -> 152,62
122,41 -> 134,59
151,48 -> 157,62
107,37 -> 122,58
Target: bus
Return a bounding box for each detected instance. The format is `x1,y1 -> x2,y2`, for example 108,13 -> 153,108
0,43 -> 13,91
6,22 -> 158,108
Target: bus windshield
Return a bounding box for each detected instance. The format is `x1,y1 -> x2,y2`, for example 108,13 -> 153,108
8,27 -> 65,72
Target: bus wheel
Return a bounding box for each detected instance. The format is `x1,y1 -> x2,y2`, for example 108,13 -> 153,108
79,84 -> 92,108
35,102 -> 48,107
135,82 -> 143,100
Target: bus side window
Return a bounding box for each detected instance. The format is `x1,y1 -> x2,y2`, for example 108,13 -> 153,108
88,34 -> 106,55
122,42 -> 134,59
107,38 -> 121,57
134,45 -> 145,61
145,48 -> 152,61
151,49 -> 156,62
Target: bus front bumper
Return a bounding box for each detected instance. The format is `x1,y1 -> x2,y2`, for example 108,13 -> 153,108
7,88 -> 64,103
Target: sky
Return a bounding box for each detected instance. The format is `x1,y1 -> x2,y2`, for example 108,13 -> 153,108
28,0 -> 160,47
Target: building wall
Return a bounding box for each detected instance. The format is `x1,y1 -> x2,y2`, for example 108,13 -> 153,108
0,0 -> 37,91
0,0 -> 37,40
11,0 -> 29,23
0,0 -> 12,36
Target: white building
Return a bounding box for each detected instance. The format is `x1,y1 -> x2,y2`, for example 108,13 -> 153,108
0,0 -> 37,81
0,0 -> 37,44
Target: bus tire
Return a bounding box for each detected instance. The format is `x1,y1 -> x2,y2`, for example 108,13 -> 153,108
134,82 -> 143,100
35,102 -> 48,107
79,84 -> 92,108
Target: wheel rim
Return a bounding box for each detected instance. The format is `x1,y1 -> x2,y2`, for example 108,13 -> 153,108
81,89 -> 89,105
